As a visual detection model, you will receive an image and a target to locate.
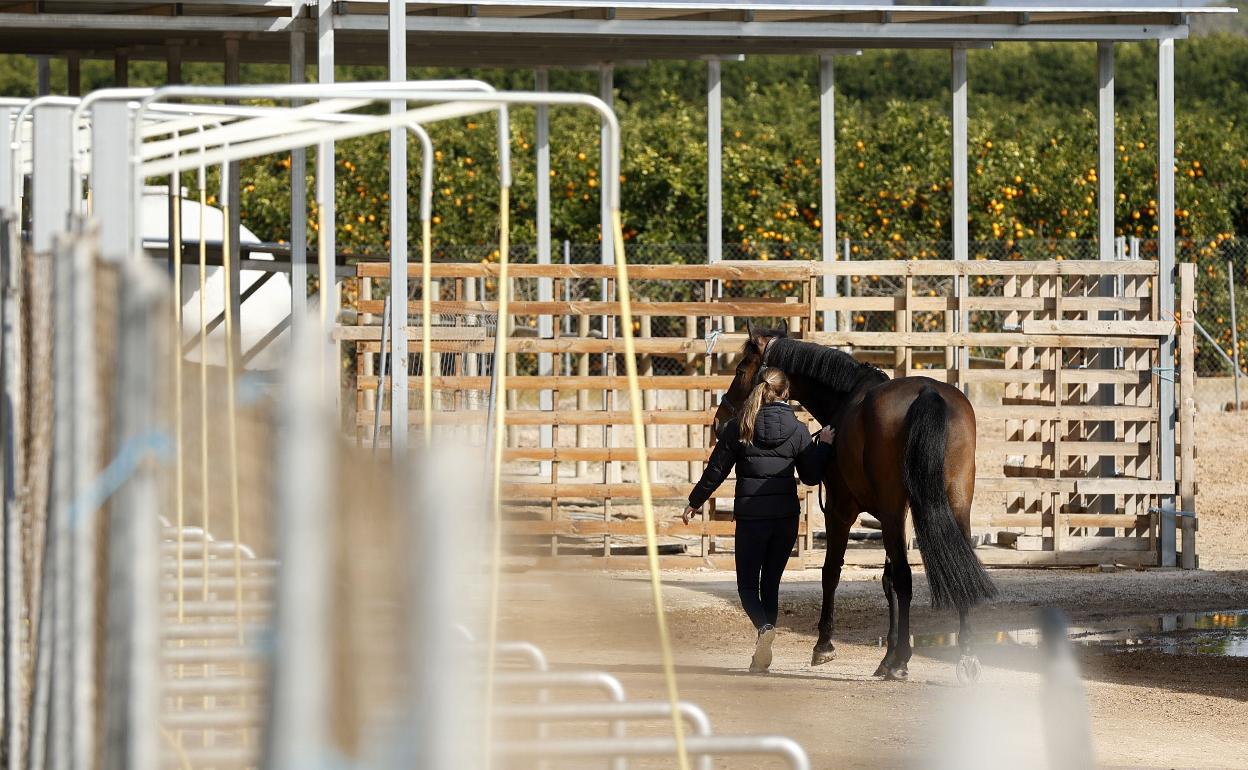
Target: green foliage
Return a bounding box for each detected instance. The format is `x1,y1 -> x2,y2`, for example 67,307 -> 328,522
2,35 -> 1246,254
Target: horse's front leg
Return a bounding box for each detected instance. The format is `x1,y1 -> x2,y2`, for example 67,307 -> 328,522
812,514 -> 852,666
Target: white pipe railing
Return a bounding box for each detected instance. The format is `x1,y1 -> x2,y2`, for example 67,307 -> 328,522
496,735 -> 812,770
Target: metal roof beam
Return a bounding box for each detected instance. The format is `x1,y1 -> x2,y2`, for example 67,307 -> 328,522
0,11 -> 308,31
341,15 -> 1192,42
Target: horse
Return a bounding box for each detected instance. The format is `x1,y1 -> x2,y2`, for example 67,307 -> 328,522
711,324 -> 996,681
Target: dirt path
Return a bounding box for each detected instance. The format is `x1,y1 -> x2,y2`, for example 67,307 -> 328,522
501,567 -> 1248,769
498,408 -> 1248,769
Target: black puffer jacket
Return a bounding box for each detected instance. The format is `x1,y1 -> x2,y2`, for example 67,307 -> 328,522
688,402 -> 831,519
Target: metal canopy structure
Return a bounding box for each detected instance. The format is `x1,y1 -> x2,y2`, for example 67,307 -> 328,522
1,1 -> 1231,566
0,3 -> 1233,65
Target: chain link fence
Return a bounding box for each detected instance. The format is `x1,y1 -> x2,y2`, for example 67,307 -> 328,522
1179,237 -> 1248,379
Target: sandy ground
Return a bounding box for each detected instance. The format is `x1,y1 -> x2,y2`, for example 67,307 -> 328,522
497,404 -> 1248,769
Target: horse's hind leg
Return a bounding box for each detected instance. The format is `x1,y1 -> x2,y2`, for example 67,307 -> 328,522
951,490 -> 983,684
812,514 -> 853,666
955,608 -> 982,684
875,520 -> 912,680
873,558 -> 897,676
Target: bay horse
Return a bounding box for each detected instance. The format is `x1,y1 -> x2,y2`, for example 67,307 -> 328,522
712,325 -> 996,681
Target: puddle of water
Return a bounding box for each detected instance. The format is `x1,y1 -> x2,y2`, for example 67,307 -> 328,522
880,609 -> 1248,658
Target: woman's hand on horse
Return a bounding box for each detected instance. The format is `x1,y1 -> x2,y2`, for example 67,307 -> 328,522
682,505 -> 702,525
817,425 -> 836,445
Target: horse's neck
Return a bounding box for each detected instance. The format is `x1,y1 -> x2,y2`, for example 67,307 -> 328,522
794,375 -> 875,428
791,375 -> 845,426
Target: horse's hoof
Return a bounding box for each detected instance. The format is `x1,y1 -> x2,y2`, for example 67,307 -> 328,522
883,664 -> 909,681
956,654 -> 982,685
811,647 -> 836,666
872,661 -> 890,677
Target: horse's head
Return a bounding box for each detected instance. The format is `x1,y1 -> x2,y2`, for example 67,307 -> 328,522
711,322 -> 788,438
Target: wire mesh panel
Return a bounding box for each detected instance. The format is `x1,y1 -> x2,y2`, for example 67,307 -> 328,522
1179,236 -> 1248,380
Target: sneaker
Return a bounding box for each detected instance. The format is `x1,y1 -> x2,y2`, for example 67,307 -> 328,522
750,624 -> 776,673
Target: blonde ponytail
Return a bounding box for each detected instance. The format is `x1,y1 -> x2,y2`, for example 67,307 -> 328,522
739,368 -> 790,445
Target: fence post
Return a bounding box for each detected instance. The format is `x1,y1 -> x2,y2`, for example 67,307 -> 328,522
266,306 -> 334,770
1179,262 -> 1196,569
68,228 -> 98,770
707,59 -> 722,265
535,93 -> 554,477
562,239 -> 571,375
0,207 -> 23,770
1229,260 -> 1240,413
102,262 -> 164,770
818,56 -> 836,332
576,313 -> 589,480
841,236 -> 851,334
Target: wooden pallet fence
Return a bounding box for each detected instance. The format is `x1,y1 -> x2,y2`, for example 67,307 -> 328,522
352,262 -> 816,559
809,258 -> 1185,567
351,258 -> 1195,568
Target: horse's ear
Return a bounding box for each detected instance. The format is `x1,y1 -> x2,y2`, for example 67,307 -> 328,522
746,322 -> 767,355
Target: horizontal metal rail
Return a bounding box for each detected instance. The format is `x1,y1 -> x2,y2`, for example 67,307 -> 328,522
496,641 -> 548,672
497,700 -> 715,770
496,671 -> 625,702
497,670 -> 628,766
496,734 -> 811,770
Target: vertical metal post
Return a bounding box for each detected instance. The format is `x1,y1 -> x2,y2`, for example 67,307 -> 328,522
1157,37 -> 1177,567
113,50 -> 128,87
66,55 -> 80,98
564,238 -> 573,378
317,0 -> 337,391
49,233 -> 73,770
101,264 -> 162,770
0,129 -> 24,770
388,0 -> 408,453
951,48 -> 969,381
1095,41 -> 1117,510
265,308 -> 333,770
1098,43 -> 1115,260
706,59 -> 722,264
535,69 -> 553,477
0,105 -> 12,213
1230,261 -> 1240,412
406,448 -> 475,769
820,56 -> 837,333
290,2 -> 308,330
599,64 -> 614,269
36,57 -> 49,96
165,44 -> 181,85
598,63 -> 614,457
31,104 -> 73,255
224,37 -> 243,363
68,232 -> 95,770
91,101 -> 134,263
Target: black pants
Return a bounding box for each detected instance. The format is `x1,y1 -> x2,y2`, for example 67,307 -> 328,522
734,516 -> 800,630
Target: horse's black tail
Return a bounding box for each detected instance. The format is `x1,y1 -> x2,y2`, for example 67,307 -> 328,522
903,386 -> 997,612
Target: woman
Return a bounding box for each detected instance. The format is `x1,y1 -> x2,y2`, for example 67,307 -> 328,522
683,368 -> 834,673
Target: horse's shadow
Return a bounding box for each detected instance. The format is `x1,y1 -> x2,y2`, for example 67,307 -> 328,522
592,661 -> 959,688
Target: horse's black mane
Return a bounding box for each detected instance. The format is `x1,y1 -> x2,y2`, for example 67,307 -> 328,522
763,335 -> 887,393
